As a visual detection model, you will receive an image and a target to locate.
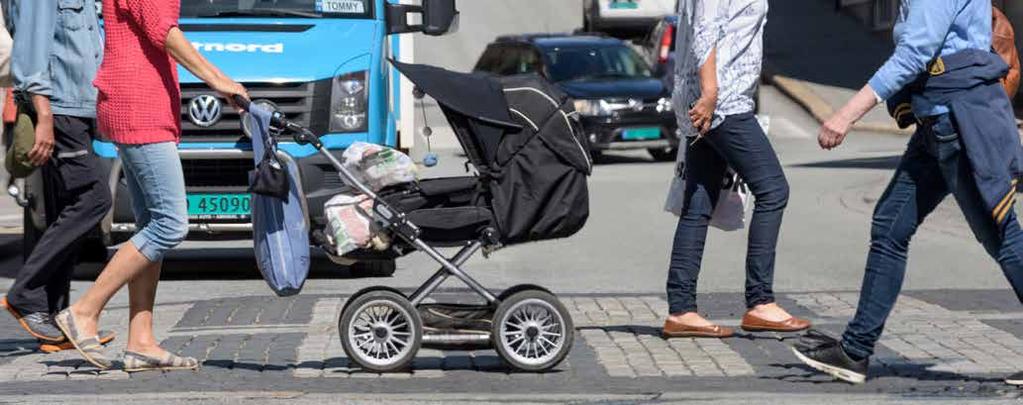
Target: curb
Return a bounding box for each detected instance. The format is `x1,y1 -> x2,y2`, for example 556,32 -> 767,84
766,74 -> 913,136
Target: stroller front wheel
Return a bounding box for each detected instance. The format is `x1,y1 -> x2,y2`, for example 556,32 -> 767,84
492,288 -> 574,372
339,288 -> 422,373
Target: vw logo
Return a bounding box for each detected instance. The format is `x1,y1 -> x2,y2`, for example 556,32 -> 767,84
188,94 -> 223,128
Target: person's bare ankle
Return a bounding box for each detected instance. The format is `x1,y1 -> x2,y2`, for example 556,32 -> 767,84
125,343 -> 166,358
68,305 -> 99,337
668,312 -> 714,327
748,303 -> 792,322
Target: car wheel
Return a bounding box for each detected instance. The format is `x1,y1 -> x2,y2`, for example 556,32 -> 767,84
648,147 -> 678,162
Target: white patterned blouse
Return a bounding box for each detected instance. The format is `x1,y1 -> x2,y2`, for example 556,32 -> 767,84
673,0 -> 768,137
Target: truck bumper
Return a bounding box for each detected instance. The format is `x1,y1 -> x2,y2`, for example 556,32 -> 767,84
101,147 -> 346,243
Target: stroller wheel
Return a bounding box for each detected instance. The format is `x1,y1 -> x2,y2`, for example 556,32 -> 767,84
492,288 -> 574,372
339,288 -> 422,373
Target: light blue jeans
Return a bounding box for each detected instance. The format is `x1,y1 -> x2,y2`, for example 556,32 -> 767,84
118,142 -> 188,262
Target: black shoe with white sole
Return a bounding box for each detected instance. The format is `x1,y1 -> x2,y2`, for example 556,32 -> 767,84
1006,371 -> 1023,386
791,330 -> 868,384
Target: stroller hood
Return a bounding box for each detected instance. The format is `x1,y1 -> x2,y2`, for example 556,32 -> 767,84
391,61 -> 520,130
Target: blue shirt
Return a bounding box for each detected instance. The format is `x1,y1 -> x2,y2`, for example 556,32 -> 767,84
11,0 -> 103,118
868,0 -> 991,117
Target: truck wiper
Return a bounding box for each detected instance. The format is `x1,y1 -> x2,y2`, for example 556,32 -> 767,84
198,9 -> 322,18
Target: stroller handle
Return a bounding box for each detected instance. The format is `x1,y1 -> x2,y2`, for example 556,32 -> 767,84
232,94 -> 251,111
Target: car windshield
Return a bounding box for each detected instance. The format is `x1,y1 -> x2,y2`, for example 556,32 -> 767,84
545,45 -> 653,83
181,0 -> 373,19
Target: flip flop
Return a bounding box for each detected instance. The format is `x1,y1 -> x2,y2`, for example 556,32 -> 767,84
53,309 -> 112,370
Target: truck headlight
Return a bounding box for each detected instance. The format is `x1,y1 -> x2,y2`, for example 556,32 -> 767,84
329,70 -> 368,133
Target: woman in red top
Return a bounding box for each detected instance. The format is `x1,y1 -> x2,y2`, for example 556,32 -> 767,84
55,0 -> 248,371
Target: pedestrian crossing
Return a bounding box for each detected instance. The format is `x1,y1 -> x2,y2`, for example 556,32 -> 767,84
1,292 -> 1022,382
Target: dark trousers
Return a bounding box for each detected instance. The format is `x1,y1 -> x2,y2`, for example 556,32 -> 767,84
7,116 -> 111,315
667,113 -> 790,314
841,114 -> 1023,359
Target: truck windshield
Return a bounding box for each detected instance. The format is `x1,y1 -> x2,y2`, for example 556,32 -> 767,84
182,0 -> 373,19
545,45 -> 653,83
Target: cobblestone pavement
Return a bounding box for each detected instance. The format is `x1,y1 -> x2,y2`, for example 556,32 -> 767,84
3,290 -> 1023,400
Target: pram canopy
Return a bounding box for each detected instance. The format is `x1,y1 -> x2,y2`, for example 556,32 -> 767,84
392,61 -> 592,244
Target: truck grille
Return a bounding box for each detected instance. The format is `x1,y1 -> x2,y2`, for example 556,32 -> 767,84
180,81 -> 325,141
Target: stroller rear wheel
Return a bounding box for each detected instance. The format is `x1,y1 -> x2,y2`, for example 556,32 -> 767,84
492,288 -> 574,372
339,288 -> 422,373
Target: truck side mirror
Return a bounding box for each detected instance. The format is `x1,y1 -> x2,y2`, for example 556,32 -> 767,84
386,0 -> 459,36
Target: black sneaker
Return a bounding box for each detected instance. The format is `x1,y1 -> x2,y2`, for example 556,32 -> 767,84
1006,371 -> 1023,386
791,330 -> 868,384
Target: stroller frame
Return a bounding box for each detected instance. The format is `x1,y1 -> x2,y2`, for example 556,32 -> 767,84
252,100 -> 574,373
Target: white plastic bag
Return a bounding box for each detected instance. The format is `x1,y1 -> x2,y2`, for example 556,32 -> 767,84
665,145 -> 752,231
342,142 -> 418,191
325,193 -> 393,256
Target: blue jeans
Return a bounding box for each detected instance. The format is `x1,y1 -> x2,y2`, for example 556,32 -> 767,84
841,114 -> 1023,359
118,142 -> 188,262
667,113 -> 790,314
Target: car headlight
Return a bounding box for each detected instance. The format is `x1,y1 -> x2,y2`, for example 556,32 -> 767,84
329,70 -> 368,133
573,99 -> 612,117
656,97 -> 673,113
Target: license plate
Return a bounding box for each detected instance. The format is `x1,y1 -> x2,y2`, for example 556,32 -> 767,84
187,194 -> 251,219
608,0 -> 640,9
622,127 -> 662,141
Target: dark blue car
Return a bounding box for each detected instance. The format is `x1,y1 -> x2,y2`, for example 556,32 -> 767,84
474,34 -> 680,161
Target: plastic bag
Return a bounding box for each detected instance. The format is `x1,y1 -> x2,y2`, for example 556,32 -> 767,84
342,142 -> 418,191
665,144 -> 752,232
324,193 -> 390,255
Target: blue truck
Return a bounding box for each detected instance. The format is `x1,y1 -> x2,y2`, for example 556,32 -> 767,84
19,0 -> 458,275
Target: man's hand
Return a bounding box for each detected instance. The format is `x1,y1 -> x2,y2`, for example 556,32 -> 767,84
28,95 -> 55,166
818,84 -> 883,150
28,115 -> 55,166
818,113 -> 852,150
688,94 -> 716,134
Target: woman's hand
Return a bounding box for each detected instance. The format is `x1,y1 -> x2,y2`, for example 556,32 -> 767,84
688,94 -> 716,134
211,77 -> 249,111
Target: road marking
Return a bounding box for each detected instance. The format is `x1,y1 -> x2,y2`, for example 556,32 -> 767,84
791,293 -> 1023,374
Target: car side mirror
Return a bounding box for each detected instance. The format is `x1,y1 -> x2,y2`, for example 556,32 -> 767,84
386,0 -> 460,36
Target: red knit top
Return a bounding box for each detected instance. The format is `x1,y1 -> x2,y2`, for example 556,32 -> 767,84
94,0 -> 181,144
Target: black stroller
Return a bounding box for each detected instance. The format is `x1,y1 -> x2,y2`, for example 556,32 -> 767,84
240,61 -> 592,373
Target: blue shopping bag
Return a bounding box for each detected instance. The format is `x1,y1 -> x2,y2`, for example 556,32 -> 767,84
245,104 -> 310,296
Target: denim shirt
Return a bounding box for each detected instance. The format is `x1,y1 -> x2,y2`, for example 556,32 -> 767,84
868,0 -> 991,117
11,0 -> 103,118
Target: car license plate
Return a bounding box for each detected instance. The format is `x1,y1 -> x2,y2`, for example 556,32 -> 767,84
187,194 -> 251,219
608,0 -> 640,10
622,127 -> 662,141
